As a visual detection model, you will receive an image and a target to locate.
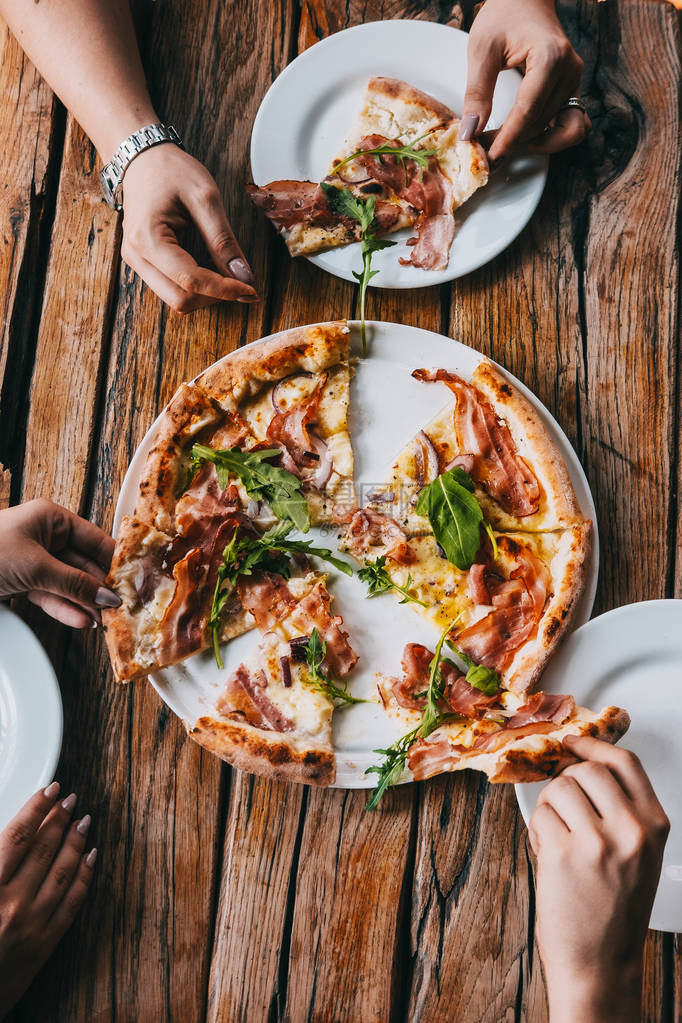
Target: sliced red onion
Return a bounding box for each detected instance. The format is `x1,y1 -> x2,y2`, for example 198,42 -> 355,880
309,433 -> 333,490
275,442 -> 302,478
280,656 -> 292,688
271,371 -> 313,412
336,169 -> 372,185
289,636 -> 309,663
445,452 -> 476,475
247,499 -> 261,518
414,430 -> 440,485
367,488 -> 395,503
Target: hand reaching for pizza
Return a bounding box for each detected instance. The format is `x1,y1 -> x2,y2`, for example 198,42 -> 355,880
459,0 -> 590,163
528,736 -> 669,1023
120,145 -> 259,313
0,499 -> 119,629
0,783 -> 96,1018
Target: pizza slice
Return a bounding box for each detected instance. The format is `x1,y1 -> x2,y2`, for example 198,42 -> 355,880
103,322 -> 357,681
369,641 -> 629,796
188,581 -> 360,787
248,77 -> 488,271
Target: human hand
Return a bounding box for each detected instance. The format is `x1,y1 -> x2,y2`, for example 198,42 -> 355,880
459,0 -> 590,163
120,144 -> 259,313
528,736 -> 669,1023
0,499 -> 119,628
0,783 -> 96,1018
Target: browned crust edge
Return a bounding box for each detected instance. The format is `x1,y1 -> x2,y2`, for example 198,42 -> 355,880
187,716 -> 335,787
367,76 -> 456,123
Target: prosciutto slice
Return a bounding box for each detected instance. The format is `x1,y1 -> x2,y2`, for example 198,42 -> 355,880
156,548 -> 207,664
389,643 -> 498,718
285,582 -> 358,677
412,369 -> 540,517
237,572 -> 298,631
336,508 -> 414,566
175,463 -> 243,538
266,376 -> 328,478
209,409 -> 253,450
246,181 -> 336,231
455,548 -> 550,671
217,664 -> 295,733
506,692 -> 575,729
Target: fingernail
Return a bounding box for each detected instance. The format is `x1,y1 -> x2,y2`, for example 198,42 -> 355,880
459,113 -> 480,141
237,294 -> 260,304
76,814 -> 91,836
44,781 -> 60,800
95,587 -> 121,608
228,258 -> 254,285
61,792 -> 77,813
86,848 -> 98,869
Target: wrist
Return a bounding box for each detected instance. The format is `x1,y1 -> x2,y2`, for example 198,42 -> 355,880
546,961 -> 642,1023
95,104 -> 160,164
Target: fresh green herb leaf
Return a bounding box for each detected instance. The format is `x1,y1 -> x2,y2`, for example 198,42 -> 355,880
357,555 -> 427,607
191,444 -> 310,532
301,627 -> 366,705
319,183 -> 396,357
331,129 -> 438,185
420,619 -> 458,738
415,467 -> 493,571
259,521 -> 353,576
208,531 -> 243,670
365,724 -> 422,811
446,642 -> 502,696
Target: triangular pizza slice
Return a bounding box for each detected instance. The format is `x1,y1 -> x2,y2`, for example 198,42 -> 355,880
248,77 -> 488,271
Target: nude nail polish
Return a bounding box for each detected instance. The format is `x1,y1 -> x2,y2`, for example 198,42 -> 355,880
95,587 -> 121,608
44,781 -> 60,800
61,792 -> 77,813
228,257 -> 254,285
76,814 -> 91,836
459,113 -> 480,141
86,848 -> 98,868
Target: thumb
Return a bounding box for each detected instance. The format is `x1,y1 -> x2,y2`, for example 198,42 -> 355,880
32,549 -> 121,610
459,40 -> 500,140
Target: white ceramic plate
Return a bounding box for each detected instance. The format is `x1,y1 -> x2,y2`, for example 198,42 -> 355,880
0,605 -> 63,828
515,600 -> 682,933
114,320 -> 597,789
250,19 -> 548,288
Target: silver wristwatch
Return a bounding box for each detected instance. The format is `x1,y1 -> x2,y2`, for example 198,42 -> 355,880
100,123 -> 182,210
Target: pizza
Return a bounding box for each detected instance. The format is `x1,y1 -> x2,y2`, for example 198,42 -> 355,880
103,321 -> 355,682
338,359 -> 592,694
376,642 -> 629,785
248,76 -> 489,271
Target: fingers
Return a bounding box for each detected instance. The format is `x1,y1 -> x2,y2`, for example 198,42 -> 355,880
27,590 -> 98,629
488,60 -> 562,162
528,800 -> 568,856
11,793 -> 78,897
561,760 -> 635,820
34,814 -> 91,921
126,228 -> 257,307
536,772 -> 600,831
460,38 -> 501,140
27,548 -> 120,612
527,106 -> 590,154
563,736 -> 659,806
44,848 -> 96,945
59,546 -> 109,582
121,247 -> 217,314
63,513 -> 115,572
0,783 -> 61,884
182,186 -> 254,286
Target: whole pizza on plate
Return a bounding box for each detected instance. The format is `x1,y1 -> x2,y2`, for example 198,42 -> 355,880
102,321 -> 628,802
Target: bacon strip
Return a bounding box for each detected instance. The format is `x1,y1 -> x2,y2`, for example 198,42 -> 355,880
337,508 -> 415,566
216,664 -> 295,733
456,548 -> 550,671
412,369 -> 541,517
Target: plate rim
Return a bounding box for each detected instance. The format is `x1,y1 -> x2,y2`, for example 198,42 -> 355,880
249,18 -> 548,288
113,318 -> 599,790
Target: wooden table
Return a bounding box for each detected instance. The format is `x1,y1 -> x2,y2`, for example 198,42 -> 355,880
1,1 -> 680,1020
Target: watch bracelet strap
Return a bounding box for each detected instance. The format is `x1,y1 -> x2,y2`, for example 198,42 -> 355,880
100,123 -> 182,210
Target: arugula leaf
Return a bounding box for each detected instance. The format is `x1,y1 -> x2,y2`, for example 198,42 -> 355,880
420,619 -> 457,737
415,467 -> 495,571
320,183 -> 396,357
357,555 -> 427,607
191,443 -> 309,532
447,642 -> 502,696
365,724 -> 422,811
331,129 -> 438,185
301,628 -> 366,706
259,521 -> 353,576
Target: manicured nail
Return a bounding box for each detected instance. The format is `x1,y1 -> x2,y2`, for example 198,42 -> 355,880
95,587 -> 121,608
61,793 -> 77,813
237,294 -> 260,304
459,113 -> 480,141
44,781 -> 60,800
86,848 -> 98,868
228,257 -> 254,285
76,814 -> 91,836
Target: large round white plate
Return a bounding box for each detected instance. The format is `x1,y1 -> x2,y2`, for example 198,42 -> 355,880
0,605 -> 63,828
250,20 -> 548,288
515,600 -> 682,933
114,321 -> 597,789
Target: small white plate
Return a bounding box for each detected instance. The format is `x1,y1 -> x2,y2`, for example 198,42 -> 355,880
114,320 -> 597,789
250,19 -> 548,288
0,605 -> 63,828
515,600 -> 682,933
